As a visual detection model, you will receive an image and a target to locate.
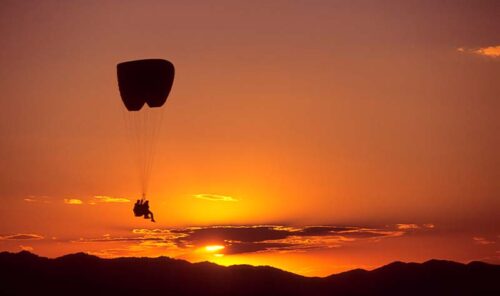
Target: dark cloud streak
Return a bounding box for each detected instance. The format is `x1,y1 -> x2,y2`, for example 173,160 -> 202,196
73,224 -> 434,256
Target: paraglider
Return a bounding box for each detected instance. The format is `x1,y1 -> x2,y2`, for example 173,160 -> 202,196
117,59 -> 175,222
133,199 -> 155,222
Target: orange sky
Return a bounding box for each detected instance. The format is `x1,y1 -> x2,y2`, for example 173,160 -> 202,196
0,1 -> 499,276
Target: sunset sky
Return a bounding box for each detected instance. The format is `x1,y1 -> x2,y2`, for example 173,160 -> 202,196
0,0 -> 499,276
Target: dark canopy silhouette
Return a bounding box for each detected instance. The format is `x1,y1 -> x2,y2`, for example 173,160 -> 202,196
117,59 -> 175,111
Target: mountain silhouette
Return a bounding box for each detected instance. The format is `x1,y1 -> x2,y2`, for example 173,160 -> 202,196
0,251 -> 498,295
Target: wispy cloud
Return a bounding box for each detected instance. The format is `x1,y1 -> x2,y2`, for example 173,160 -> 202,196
474,45 -> 500,58
24,195 -> 51,203
90,195 -> 130,204
473,236 -> 495,245
0,234 -> 44,240
19,245 -> 34,251
396,224 -> 420,230
396,223 -> 435,230
26,195 -> 130,205
74,236 -> 164,243
75,232 -> 181,257
74,230 -> 184,244
458,45 -> 500,58
74,223 -> 433,256
64,198 -> 83,205
87,248 -> 143,258
193,194 -> 238,202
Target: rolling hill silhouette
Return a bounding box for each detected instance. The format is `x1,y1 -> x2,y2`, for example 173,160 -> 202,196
0,251 -> 498,295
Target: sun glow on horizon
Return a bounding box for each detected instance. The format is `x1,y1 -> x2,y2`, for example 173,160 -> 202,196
205,245 -> 225,252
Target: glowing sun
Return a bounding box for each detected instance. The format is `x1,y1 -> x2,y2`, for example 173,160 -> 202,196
205,245 -> 225,252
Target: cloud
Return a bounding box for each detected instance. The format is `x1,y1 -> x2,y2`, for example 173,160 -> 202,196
26,195 -> 131,205
87,248 -> 139,258
90,195 -> 131,204
168,225 -> 416,255
0,234 -> 44,240
74,223 -> 434,257
224,242 -> 294,255
73,230 -> 185,244
171,225 -> 424,254
132,229 -> 173,235
23,195 -> 51,203
474,45 -> 500,58
396,224 -> 420,230
396,223 -> 435,230
19,245 -> 34,251
473,236 -> 495,245
295,226 -> 351,236
172,226 -> 292,245
74,236 -> 164,243
75,232 -> 182,257
62,195 -> 130,205
193,194 -> 238,202
64,198 -> 83,205
458,45 -> 500,58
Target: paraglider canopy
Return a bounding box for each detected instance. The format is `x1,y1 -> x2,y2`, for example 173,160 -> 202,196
116,58 -> 175,204
117,59 -> 175,111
